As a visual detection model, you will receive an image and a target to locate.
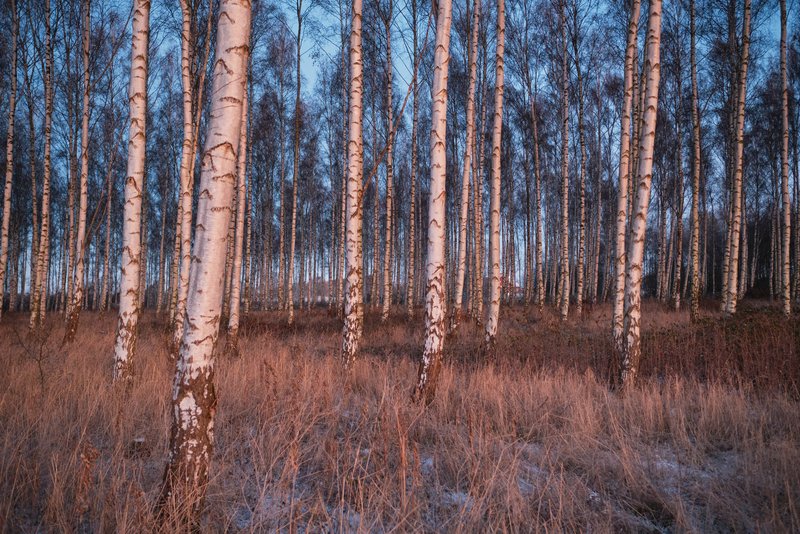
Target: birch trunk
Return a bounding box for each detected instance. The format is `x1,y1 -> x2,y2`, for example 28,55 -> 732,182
159,0 -> 250,522
0,0 -> 18,321
381,4 -> 394,322
342,0 -> 365,369
412,0 -> 453,404
558,0 -> 570,321
226,83 -> 249,357
689,0 -> 702,321
723,0 -> 750,315
65,0 -> 92,342
406,0 -> 418,317
620,0 -> 662,391
453,0 -> 480,328
613,0 -> 640,352
30,0 -> 54,329
287,2 -> 303,325
484,0 -> 505,349
112,0 -> 150,382
780,0 -> 791,316
572,10 -> 587,316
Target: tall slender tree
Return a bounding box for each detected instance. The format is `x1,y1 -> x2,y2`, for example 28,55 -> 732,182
412,0 -> 453,404
159,0 -> 251,522
112,0 -> 150,382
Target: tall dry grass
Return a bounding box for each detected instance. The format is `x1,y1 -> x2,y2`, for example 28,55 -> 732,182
0,301 -> 798,532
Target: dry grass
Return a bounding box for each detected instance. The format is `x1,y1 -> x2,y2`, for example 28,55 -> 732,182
1,301 -> 799,532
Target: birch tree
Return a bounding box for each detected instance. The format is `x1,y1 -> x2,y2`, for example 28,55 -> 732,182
112,0 -> 150,382
613,0 -> 640,351
0,0 -> 18,321
689,0 -> 701,321
620,0 -> 662,390
30,0 -> 54,329
226,81 -> 249,357
342,0 -> 365,369
380,0 -> 394,322
558,0 -> 570,321
412,0 -> 453,405
64,0 -> 91,342
723,0 -> 750,315
159,0 -> 251,522
485,0 -> 505,349
779,0 -> 791,316
452,0 -> 481,330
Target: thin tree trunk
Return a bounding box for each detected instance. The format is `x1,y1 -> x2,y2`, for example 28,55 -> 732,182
0,0 -> 18,321
30,0 -> 54,329
342,0 -> 365,369
484,0 -> 505,347
381,3 -> 395,322
689,0 -> 702,320
723,0 -> 750,314
572,7 -> 587,316
112,0 -> 149,382
226,82 -> 249,357
779,0 -> 791,315
453,0 -> 481,328
287,2 -> 303,325
412,0 -> 453,404
620,0 -> 662,390
65,0 -> 92,342
159,0 -> 250,523
406,0 -> 418,317
558,0 -> 570,321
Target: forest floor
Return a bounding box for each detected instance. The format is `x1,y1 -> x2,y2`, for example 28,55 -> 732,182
1,300 -> 799,532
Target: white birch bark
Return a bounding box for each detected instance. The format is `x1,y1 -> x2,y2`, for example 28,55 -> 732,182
558,0 -> 570,321
620,0 -> 662,390
0,0 -> 18,321
226,82 -> 249,356
689,0 -> 701,321
453,0 -> 481,329
30,0 -> 54,329
484,0 -> 505,348
412,0 -> 453,404
780,0 -> 791,316
381,4 -> 394,322
613,0 -> 639,351
112,0 -> 150,382
65,0 -> 92,342
160,0 -> 250,521
342,0 -> 365,369
723,0 -> 750,315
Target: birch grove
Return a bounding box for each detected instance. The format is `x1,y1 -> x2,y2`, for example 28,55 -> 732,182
0,0 -> 794,417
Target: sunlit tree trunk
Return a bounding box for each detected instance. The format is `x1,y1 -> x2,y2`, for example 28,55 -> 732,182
0,0 -> 18,321
453,0 -> 480,329
558,0 -> 570,321
779,0 -> 791,316
112,0 -> 150,382
30,0 -> 54,329
342,0 -> 365,370
406,0 -> 418,317
159,0 -> 250,523
226,83 -> 249,357
412,0 -> 453,404
65,0 -> 92,342
484,0 -> 504,349
613,0 -> 640,352
288,0 -> 304,325
723,0 -> 750,315
381,2 -> 395,322
171,0 -> 199,354
571,5 -> 587,316
620,0 -> 662,390
689,0 -> 701,321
